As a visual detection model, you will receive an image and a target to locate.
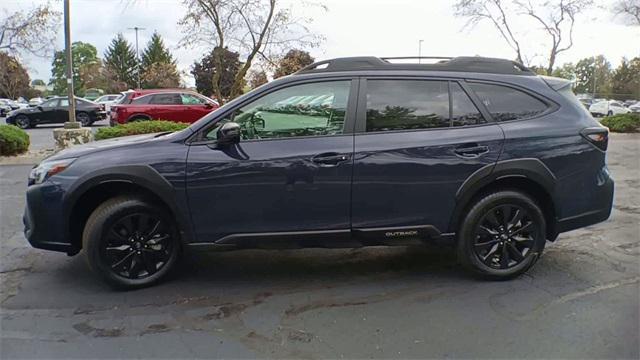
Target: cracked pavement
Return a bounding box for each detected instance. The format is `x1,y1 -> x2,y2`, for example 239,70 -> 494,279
0,133 -> 638,359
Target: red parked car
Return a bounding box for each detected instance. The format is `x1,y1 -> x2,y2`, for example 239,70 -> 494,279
109,89 -> 219,125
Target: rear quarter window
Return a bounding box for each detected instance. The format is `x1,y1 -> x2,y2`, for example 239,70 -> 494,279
468,83 -> 548,121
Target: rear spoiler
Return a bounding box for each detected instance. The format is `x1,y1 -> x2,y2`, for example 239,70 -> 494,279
539,75 -> 573,91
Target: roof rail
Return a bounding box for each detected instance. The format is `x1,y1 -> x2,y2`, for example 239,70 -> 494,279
295,56 -> 534,76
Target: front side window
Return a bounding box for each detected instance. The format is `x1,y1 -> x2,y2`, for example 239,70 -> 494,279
366,80 -> 449,132
150,93 -> 182,105
206,80 -> 350,141
41,99 -> 57,107
468,83 -> 548,121
181,93 -> 207,105
451,83 -> 485,127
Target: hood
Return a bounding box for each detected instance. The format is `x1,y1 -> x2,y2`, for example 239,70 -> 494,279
46,132 -> 174,161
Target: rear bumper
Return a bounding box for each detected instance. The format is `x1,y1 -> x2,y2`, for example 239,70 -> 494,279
556,172 -> 614,234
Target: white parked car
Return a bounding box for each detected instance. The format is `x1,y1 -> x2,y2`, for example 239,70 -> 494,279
629,103 -> 640,113
589,100 -> 631,117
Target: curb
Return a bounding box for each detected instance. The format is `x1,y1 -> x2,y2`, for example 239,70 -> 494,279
0,150 -> 54,166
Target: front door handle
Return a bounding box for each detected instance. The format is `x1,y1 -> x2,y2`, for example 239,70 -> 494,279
311,152 -> 351,166
454,144 -> 490,158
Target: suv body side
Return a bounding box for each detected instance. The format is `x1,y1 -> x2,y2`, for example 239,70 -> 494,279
23,68 -> 613,255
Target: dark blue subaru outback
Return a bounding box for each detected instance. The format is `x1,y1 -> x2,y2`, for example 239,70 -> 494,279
24,57 -> 614,288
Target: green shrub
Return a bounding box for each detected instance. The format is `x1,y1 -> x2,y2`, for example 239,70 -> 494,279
600,113 -> 640,133
95,120 -> 189,140
0,125 -> 30,156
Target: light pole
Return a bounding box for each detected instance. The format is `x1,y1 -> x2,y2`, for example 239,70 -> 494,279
128,26 -> 145,89
418,40 -> 424,63
63,0 -> 77,128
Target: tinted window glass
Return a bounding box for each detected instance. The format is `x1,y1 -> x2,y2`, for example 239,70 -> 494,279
366,80 -> 449,132
150,93 -> 182,105
451,83 -> 485,126
41,99 -> 57,107
469,83 -> 547,121
59,99 -> 69,107
181,93 -> 206,105
131,96 -> 152,104
206,81 -> 350,141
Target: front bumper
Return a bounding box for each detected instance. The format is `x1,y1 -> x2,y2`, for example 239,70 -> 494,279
23,181 -> 77,255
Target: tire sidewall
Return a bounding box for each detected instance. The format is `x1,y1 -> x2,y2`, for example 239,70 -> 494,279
15,115 -> 31,129
76,112 -> 91,126
84,198 -> 180,289
458,191 -> 546,278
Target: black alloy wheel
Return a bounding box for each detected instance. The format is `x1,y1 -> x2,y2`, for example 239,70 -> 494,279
457,190 -> 546,279
472,204 -> 536,269
101,212 -> 174,280
76,112 -> 91,126
15,115 -> 31,129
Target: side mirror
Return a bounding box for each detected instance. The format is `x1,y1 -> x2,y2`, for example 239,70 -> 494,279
37,105 -> 43,111
204,103 -> 213,109
216,122 -> 241,146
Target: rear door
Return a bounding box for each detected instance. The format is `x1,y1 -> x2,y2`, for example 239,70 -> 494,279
148,93 -> 184,121
351,78 -> 504,236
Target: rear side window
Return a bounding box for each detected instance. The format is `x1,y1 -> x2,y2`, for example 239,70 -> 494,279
150,93 -> 182,105
131,96 -> 151,105
366,80 -> 449,132
468,83 -> 547,121
451,83 -> 485,127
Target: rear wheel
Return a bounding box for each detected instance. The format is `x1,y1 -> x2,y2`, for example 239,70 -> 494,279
15,115 -> 31,129
83,196 -> 180,289
457,190 -> 546,279
607,110 -> 613,116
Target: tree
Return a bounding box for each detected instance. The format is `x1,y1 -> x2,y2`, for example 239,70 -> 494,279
273,49 -> 314,78
0,52 -> 30,99
613,0 -> 640,25
141,63 -> 181,88
551,62 -> 576,80
0,3 -> 61,57
49,42 -> 100,96
179,0 -> 323,103
103,34 -> 138,90
573,55 -> 613,97
247,69 -> 268,89
192,47 -> 243,100
611,57 -> 640,100
141,32 -> 176,70
454,0 -> 593,74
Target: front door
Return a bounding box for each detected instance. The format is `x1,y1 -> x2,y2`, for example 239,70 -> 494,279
36,98 -> 59,123
186,79 -> 357,244
351,78 -> 504,235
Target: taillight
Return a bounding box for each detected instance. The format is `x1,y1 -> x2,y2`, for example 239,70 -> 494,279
581,127 -> 609,151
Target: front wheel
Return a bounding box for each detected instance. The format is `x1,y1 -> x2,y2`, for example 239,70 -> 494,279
76,112 -> 91,126
14,115 -> 31,129
457,190 -> 546,279
83,196 -> 180,289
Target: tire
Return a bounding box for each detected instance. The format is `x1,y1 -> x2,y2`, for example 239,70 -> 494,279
82,196 -> 180,289
457,190 -> 546,280
76,112 -> 91,126
14,115 -> 31,129
128,115 -> 150,122
607,110 -> 613,116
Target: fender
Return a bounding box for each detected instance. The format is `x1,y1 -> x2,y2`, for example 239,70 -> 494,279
449,158 -> 557,233
63,165 -> 194,245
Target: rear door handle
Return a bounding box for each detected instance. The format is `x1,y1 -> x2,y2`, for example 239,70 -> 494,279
311,152 -> 351,166
454,144 -> 490,158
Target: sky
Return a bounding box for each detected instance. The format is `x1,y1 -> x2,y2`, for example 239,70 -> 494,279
2,0 -> 639,87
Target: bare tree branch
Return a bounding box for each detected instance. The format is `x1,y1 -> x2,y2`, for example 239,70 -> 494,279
612,0 -> 640,25
0,3 -> 61,58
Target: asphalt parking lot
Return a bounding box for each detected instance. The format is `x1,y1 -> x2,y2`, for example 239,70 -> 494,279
0,130 -> 638,358
0,117 -> 109,151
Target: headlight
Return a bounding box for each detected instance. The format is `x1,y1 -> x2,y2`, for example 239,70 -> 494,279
29,158 -> 76,185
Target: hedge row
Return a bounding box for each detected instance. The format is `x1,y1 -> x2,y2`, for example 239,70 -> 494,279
0,125 -> 30,156
600,113 -> 640,133
95,120 -> 189,140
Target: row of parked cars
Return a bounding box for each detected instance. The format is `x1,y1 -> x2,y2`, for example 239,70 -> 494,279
581,98 -> 640,117
2,89 -> 220,128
